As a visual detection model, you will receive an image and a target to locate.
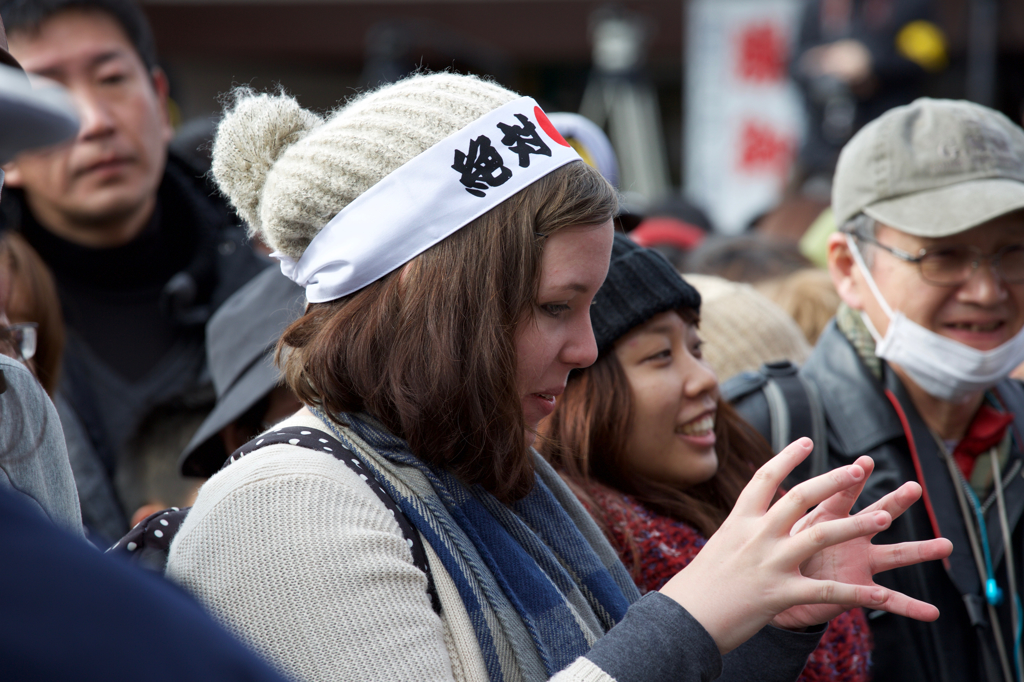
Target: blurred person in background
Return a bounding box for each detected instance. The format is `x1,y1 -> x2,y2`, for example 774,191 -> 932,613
0,0 -> 270,545
116,398 -> 207,531
684,234 -> 813,285
179,266 -> 304,479
683,273 -> 811,381
756,268 -> 842,346
547,112 -> 620,191
1,229 -> 63,394
0,17 -> 294,682
792,0 -> 947,185
539,235 -> 874,682
627,216 -> 706,272
683,234 -> 838,347
0,19 -> 81,536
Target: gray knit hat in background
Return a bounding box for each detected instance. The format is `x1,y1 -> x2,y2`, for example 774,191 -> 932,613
591,233 -> 701,356
211,73 -> 518,258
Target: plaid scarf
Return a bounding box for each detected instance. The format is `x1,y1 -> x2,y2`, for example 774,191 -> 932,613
313,409 -> 638,682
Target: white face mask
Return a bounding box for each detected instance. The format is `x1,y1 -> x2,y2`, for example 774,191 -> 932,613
846,234 -> 1024,403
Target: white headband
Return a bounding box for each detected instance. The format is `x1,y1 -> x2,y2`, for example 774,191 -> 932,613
272,97 -> 583,303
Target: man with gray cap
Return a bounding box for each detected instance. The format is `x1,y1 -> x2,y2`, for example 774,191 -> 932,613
795,99 -> 1024,682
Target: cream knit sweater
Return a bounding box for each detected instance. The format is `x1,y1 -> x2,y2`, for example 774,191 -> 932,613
167,412 -> 614,682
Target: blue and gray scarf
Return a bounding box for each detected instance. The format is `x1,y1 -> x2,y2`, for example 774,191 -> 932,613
313,409 -> 639,682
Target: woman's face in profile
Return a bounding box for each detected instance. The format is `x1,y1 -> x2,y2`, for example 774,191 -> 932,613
515,220 -> 614,440
613,310 -> 720,489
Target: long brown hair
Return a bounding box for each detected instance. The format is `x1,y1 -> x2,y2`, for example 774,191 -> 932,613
0,233 -> 64,396
279,161 -> 617,503
539,309 -> 774,543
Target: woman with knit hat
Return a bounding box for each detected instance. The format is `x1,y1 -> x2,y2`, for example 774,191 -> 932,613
166,73 -> 949,682
540,234 -> 872,681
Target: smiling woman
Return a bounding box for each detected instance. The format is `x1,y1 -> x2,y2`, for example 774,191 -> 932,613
539,234 -> 874,681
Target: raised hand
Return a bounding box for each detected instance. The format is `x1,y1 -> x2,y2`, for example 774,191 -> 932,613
772,454 -> 951,630
657,438 -> 951,654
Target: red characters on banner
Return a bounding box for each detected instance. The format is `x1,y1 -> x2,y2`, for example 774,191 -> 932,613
735,21 -> 788,84
737,120 -> 794,177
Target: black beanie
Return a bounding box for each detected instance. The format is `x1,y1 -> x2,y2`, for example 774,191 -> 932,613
591,232 -> 701,356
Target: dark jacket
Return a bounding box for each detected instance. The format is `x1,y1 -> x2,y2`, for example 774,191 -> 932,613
0,153 -> 270,544
791,0 -> 941,176
0,483 -> 287,682
795,321 -> 1024,682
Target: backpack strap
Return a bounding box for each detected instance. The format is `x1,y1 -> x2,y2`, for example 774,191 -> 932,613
722,360 -> 829,484
109,426 -> 441,614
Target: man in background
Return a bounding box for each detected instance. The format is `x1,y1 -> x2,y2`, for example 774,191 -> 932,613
0,0 -> 269,543
776,98 -> 1024,682
792,0 -> 947,185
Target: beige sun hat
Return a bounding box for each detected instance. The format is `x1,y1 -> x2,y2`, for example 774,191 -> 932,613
682,274 -> 811,382
832,98 -> 1024,237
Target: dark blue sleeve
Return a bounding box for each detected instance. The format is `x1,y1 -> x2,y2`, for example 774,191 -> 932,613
0,486 -> 287,682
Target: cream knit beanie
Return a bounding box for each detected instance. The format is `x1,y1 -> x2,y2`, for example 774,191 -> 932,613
211,73 -> 518,258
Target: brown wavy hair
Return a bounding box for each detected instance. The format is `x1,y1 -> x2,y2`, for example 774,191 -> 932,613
0,233 -> 64,396
538,308 -> 774,565
279,161 -> 617,503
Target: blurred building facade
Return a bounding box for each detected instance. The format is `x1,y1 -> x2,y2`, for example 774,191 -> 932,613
142,0 -> 1024,232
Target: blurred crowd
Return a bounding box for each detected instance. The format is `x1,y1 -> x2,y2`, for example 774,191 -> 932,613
1,1 -> 1023,682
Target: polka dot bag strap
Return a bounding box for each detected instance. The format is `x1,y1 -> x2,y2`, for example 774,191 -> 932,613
228,426 -> 441,614
108,506 -> 189,573
110,426 -> 441,615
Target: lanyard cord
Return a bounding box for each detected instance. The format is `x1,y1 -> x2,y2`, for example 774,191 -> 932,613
886,387 -> 1013,680
884,390 -> 944,555
933,435 -> 1015,682
994,386 -> 1024,682
991,443 -> 1024,682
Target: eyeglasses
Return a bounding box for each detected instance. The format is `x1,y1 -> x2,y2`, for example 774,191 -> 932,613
0,322 -> 38,360
853,234 -> 1024,286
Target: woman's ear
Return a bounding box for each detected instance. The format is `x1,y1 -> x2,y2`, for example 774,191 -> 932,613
826,232 -> 866,310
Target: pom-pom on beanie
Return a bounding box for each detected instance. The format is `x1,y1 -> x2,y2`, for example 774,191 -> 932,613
591,232 -> 701,356
211,73 -> 518,258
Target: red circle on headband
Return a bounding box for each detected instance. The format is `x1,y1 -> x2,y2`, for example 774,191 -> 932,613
535,106 -> 571,147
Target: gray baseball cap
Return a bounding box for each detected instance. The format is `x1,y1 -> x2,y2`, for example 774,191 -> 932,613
179,266 -> 305,477
833,98 -> 1024,237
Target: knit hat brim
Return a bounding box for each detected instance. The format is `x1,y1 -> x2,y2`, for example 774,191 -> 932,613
590,233 -> 701,356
